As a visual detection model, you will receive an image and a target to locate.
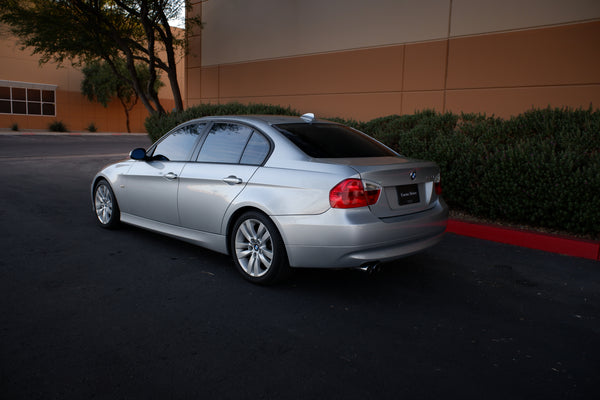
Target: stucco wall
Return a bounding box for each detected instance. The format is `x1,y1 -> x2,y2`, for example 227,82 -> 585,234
188,0 -> 600,119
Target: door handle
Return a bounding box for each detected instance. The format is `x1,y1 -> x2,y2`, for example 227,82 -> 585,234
164,172 -> 178,180
223,175 -> 243,185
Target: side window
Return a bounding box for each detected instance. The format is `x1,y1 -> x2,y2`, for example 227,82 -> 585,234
197,123 -> 253,163
240,132 -> 270,165
152,123 -> 206,161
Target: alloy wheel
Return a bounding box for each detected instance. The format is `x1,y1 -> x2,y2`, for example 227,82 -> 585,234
95,183 -> 113,225
234,218 -> 274,278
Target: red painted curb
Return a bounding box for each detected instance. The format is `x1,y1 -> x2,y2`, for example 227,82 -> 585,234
447,219 -> 600,261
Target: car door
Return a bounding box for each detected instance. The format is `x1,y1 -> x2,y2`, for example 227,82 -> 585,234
118,123 -> 206,225
178,122 -> 271,234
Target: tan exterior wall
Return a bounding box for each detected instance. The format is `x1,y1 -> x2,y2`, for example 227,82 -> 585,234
2,89 -> 175,133
188,0 -> 600,120
1,28 -> 181,133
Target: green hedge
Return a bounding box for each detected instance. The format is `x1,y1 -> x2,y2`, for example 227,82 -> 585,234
145,104 -> 600,238
359,108 -> 600,238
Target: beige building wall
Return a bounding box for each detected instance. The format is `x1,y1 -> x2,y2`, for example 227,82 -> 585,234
188,0 -> 600,120
0,28 -> 183,132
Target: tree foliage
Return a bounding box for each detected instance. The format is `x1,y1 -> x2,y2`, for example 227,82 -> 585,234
0,0 -> 197,115
82,59 -> 164,132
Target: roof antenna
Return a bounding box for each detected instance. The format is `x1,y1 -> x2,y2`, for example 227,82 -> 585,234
300,113 -> 315,123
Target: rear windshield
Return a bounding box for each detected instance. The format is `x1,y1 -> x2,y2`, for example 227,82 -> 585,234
273,123 -> 397,158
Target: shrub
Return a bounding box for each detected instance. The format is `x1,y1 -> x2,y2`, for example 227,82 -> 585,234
87,122 -> 98,132
11,123 -> 19,131
49,120 -> 68,132
376,107 -> 600,237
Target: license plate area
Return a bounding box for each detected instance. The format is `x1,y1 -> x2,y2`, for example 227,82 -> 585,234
396,184 -> 420,206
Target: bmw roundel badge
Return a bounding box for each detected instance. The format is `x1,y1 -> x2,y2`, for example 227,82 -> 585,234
409,170 -> 417,180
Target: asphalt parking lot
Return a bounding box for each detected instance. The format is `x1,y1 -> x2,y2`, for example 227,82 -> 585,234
1,134 -> 599,399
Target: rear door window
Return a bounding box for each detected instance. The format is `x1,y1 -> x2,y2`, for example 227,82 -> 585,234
197,123 -> 252,163
240,132 -> 270,165
196,123 -> 271,165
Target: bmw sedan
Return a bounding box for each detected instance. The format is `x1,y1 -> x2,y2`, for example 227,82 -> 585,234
92,114 -> 448,284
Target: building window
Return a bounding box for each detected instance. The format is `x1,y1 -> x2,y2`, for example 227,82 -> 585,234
0,80 -> 57,116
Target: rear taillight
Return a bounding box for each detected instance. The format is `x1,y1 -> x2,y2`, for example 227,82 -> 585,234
329,179 -> 381,209
434,174 -> 442,195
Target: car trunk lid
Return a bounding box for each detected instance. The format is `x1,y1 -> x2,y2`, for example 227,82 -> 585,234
323,156 -> 441,218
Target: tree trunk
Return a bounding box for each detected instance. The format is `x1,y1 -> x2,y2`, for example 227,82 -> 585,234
158,18 -> 184,111
120,97 -> 132,133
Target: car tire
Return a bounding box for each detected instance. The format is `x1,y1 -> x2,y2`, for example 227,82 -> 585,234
231,211 -> 290,285
93,179 -> 120,229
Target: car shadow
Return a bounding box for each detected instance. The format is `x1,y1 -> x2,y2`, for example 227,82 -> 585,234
106,222 -> 455,298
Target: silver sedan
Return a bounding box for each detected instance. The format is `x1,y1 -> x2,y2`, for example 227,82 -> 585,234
92,114 -> 448,284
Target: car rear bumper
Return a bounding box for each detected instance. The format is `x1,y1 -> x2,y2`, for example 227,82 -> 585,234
273,199 -> 448,268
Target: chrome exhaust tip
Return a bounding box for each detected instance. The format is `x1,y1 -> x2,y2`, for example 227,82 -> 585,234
357,262 -> 382,275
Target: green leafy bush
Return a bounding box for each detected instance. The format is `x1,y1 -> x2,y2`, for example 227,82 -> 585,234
362,108 -> 600,237
144,104 -> 599,237
49,120 -> 68,132
87,122 -> 97,132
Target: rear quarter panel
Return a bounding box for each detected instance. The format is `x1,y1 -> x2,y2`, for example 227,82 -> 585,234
226,160 -> 357,217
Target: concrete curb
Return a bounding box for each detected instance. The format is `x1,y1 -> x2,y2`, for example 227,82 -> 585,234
447,219 -> 600,261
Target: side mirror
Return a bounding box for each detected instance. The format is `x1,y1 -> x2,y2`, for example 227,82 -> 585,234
130,148 -> 147,160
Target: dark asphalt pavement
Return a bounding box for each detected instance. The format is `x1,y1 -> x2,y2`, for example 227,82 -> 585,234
1,135 -> 599,399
